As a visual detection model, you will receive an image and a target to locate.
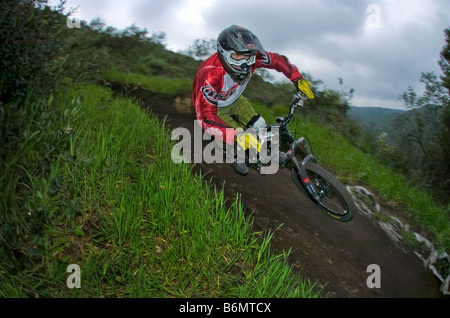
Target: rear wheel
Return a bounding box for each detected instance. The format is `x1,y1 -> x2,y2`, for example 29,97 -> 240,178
292,162 -> 355,222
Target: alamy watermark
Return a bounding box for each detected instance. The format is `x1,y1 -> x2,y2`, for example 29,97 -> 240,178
66,264 -> 81,288
366,264 -> 381,289
66,4 -> 81,29
171,120 -> 281,175
366,4 -> 381,29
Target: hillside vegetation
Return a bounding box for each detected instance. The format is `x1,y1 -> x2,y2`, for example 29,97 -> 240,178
1,0 -> 320,298
347,106 -> 404,139
1,1 -> 449,297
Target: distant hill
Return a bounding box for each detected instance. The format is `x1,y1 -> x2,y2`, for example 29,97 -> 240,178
348,106 -> 405,138
348,105 -> 443,152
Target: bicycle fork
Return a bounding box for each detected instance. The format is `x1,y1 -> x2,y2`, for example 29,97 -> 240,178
287,138 -> 320,203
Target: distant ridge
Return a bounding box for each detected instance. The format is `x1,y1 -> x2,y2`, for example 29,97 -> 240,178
348,106 -> 405,137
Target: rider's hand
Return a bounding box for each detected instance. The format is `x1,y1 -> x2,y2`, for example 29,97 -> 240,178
235,131 -> 261,152
294,78 -> 314,99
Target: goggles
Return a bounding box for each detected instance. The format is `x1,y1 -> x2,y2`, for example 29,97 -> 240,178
224,51 -> 256,67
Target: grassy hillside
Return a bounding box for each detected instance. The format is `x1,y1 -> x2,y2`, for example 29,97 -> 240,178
252,101 -> 450,251
2,2 -> 449,298
348,104 -> 448,199
1,4 -> 323,297
0,84 -> 320,297
101,64 -> 449,245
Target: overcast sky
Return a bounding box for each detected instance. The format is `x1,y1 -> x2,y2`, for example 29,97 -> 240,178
52,0 -> 450,109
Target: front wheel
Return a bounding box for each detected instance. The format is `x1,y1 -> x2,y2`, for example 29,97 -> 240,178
292,162 -> 355,222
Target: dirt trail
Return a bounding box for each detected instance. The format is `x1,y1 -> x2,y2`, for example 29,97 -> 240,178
113,84 -> 442,298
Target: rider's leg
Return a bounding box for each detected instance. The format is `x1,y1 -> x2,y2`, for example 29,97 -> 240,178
216,101 -> 249,174
229,95 -> 264,129
248,115 -> 267,129
217,96 -> 286,172
216,96 -> 261,175
216,105 -> 242,129
233,97 -> 287,166
233,97 -> 288,165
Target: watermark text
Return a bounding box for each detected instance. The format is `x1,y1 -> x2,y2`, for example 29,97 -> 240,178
171,121 -> 281,174
366,264 -> 381,288
366,4 -> 381,29
66,4 -> 81,29
66,264 -> 81,288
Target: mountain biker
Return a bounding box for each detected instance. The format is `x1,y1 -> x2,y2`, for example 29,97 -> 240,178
192,25 -> 314,175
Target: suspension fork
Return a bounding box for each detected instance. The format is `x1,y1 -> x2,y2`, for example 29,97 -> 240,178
287,138 -> 320,202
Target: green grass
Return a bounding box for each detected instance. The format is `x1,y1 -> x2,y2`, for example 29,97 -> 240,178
102,69 -> 192,95
253,101 -> 450,252
0,84 -> 320,298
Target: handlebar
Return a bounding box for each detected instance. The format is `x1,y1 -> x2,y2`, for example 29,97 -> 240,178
292,91 -> 306,107
275,92 -> 307,126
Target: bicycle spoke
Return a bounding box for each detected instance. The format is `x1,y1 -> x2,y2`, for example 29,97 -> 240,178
312,176 -> 348,215
292,162 -> 355,221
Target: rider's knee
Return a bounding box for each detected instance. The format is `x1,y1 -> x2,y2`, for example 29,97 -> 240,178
248,115 -> 266,129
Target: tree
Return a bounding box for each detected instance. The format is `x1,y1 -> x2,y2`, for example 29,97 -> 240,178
185,38 -> 217,60
0,0 -> 66,103
0,0 -> 67,158
401,27 -> 450,202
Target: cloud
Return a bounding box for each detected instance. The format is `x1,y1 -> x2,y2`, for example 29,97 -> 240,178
200,0 -> 368,51
263,0 -> 450,108
52,0 -> 450,109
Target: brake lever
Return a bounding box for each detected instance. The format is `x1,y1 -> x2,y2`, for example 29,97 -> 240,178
294,92 -> 306,108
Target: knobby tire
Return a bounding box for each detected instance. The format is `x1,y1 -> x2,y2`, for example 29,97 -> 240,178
292,162 -> 355,222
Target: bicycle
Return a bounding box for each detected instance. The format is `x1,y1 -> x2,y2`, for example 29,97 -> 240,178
244,92 -> 356,222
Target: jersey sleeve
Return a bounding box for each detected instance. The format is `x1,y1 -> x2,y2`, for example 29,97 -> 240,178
254,51 -> 303,83
192,68 -> 237,145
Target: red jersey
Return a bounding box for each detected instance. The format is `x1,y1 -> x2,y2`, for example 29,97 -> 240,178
192,51 -> 303,145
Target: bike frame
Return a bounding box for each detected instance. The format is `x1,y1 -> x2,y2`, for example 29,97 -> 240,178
252,93 -> 321,203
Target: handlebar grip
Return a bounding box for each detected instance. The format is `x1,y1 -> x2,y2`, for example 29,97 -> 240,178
296,91 -> 306,98
292,92 -> 306,108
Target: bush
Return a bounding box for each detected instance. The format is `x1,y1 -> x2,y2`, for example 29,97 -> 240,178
0,0 -> 66,103
0,0 -> 66,158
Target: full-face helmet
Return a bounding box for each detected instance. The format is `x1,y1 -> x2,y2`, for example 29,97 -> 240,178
217,25 -> 264,83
